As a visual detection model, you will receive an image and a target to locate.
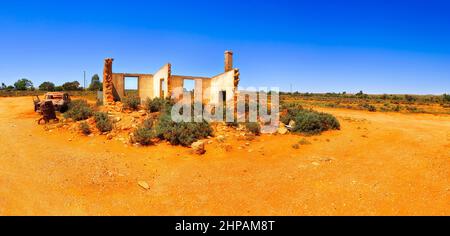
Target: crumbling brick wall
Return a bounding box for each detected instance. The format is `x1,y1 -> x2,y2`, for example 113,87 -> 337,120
103,58 -> 114,105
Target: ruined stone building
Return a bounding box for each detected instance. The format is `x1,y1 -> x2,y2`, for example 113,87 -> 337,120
102,51 -> 240,105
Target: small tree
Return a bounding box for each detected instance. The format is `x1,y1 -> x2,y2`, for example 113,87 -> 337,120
14,78 -> 33,90
62,81 -> 81,91
88,74 -> 102,91
38,81 -> 55,91
1,83 -> 6,90
443,94 -> 450,103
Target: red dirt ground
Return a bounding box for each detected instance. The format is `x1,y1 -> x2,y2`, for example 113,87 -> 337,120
0,97 -> 449,215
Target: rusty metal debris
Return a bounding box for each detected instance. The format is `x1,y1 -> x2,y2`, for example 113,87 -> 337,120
33,92 -> 71,113
38,101 -> 59,124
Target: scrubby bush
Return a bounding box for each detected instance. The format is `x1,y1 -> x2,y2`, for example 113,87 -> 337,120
63,100 -> 93,121
155,114 -> 213,146
281,102 -> 304,111
405,105 -> 421,113
360,103 -> 376,112
245,122 -> 261,136
405,94 -> 417,103
79,122 -> 91,135
367,105 -> 377,112
443,94 -> 450,103
142,117 -> 154,129
145,97 -> 173,113
281,108 -> 340,135
123,96 -> 141,111
131,118 -> 157,146
94,112 -> 113,132
133,126 -> 156,146
280,107 -> 301,124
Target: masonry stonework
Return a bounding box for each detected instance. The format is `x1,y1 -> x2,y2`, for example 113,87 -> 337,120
102,58 -> 114,105
102,51 -> 240,106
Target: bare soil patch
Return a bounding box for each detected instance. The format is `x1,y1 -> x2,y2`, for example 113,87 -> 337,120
0,97 -> 449,215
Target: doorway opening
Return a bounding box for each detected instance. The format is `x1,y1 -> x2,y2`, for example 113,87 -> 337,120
159,78 -> 166,98
124,77 -> 138,97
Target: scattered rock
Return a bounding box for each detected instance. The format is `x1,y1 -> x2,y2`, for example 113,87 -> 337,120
277,127 -> 288,135
245,142 -> 250,146
191,141 -> 206,155
288,120 -> 296,128
320,157 -> 334,162
222,143 -> 232,152
298,138 -> 312,145
292,144 -> 300,149
312,162 -> 320,166
106,134 -> 113,140
245,133 -> 256,141
216,135 -> 226,143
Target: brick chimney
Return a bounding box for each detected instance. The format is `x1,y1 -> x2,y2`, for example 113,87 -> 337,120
224,50 -> 233,72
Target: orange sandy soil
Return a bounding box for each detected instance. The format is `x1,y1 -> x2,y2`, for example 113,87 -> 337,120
0,97 -> 449,216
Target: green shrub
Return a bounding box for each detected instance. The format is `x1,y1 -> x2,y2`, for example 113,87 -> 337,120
280,107 -> 302,124
360,103 -> 376,112
281,102 -> 304,111
123,96 -> 141,111
145,97 -> 173,113
245,122 -> 261,136
405,105 -> 420,113
63,100 -> 93,121
282,109 -> 340,135
405,94 -> 417,103
142,117 -> 154,129
133,126 -> 156,146
79,122 -> 91,135
94,112 -> 113,132
443,94 -> 450,103
155,114 -> 213,146
131,118 -> 157,146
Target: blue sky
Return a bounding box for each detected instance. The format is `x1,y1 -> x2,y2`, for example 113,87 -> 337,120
0,0 -> 449,94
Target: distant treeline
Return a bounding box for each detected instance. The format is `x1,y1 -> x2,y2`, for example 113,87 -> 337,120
0,74 -> 102,92
0,90 -> 98,98
280,91 -> 450,104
